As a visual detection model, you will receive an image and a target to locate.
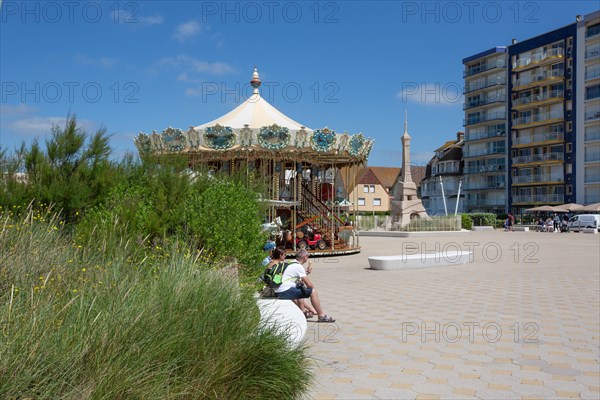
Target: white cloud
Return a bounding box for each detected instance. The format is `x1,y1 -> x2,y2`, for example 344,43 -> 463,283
173,20 -> 202,42
156,55 -> 236,75
10,117 -> 96,137
396,83 -> 463,106
0,103 -> 36,117
75,54 -> 118,68
139,15 -> 164,25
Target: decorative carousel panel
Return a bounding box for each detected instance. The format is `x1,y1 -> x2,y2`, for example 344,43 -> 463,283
239,125 -> 254,148
294,127 -> 310,148
161,127 -> 186,152
134,133 -> 152,154
150,131 -> 163,151
310,128 -> 337,153
258,124 -> 290,150
362,138 -> 375,158
337,132 -> 350,153
349,133 -> 365,156
186,127 -> 201,148
204,124 -> 235,150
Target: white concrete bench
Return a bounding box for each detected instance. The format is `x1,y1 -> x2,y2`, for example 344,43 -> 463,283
582,228 -> 598,234
257,298 -> 307,345
513,226 -> 529,231
472,226 -> 494,231
368,251 -> 473,270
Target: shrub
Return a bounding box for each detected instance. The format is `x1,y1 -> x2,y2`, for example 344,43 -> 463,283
0,210 -> 312,399
469,213 -> 496,226
461,213 -> 473,230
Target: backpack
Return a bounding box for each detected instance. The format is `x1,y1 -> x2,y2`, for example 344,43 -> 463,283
262,262 -> 289,289
263,261 -> 303,289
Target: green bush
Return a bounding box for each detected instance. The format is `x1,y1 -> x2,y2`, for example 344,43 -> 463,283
468,213 -> 496,226
461,213 -> 473,230
0,210 -> 312,399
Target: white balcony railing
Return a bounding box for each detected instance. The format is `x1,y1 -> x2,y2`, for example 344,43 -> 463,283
463,181 -> 505,190
464,164 -> 505,174
586,66 -> 600,80
465,129 -> 506,141
586,46 -> 600,60
512,131 -> 564,146
464,112 -> 506,126
585,153 -> 600,162
512,152 -> 564,164
585,129 -> 600,141
513,111 -> 564,127
464,60 -> 506,78
513,69 -> 564,88
463,147 -> 506,158
464,77 -> 507,94
585,110 -> 600,121
463,94 -> 506,110
513,90 -> 564,107
512,174 -> 564,184
512,194 -> 564,204
512,48 -> 563,69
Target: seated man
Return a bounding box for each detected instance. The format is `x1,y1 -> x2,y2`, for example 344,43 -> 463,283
273,248 -> 335,323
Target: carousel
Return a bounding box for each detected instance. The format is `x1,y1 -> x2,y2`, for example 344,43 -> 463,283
134,68 -> 374,255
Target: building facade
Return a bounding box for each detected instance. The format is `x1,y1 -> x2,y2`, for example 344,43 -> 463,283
576,11 -> 600,205
350,167 -> 401,213
462,47 -> 509,213
420,132 -> 465,216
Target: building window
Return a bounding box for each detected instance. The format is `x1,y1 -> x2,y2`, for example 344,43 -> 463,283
566,143 -> 572,153
586,84 -> 600,101
369,185 -> 375,193
363,185 -> 369,193
373,198 -> 381,206
587,23 -> 600,38
358,198 -> 365,206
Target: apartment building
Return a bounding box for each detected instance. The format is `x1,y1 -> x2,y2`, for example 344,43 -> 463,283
462,47 -> 509,213
576,11 -> 600,205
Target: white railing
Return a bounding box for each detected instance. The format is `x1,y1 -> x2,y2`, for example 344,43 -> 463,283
512,174 -> 563,184
464,77 -> 507,93
513,90 -> 564,107
585,128 -> 600,141
513,111 -> 563,127
513,69 -> 564,88
586,66 -> 600,80
585,153 -> 600,162
586,46 -> 600,59
463,181 -> 505,190
464,111 -> 506,125
512,131 -> 564,146
512,194 -> 564,204
512,152 -> 564,164
585,110 -> 600,121
513,48 -> 563,69
464,164 -> 505,174
463,147 -> 506,158
464,60 -> 506,77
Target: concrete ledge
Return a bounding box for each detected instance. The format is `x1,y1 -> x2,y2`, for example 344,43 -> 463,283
582,228 -> 598,234
257,298 -> 306,345
472,226 -> 494,231
359,230 -> 470,238
514,226 -> 529,232
368,251 -> 473,270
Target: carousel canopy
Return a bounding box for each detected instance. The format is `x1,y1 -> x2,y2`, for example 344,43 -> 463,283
134,68 -> 373,166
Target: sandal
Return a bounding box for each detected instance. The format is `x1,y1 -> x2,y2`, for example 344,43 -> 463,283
303,310 -> 314,319
317,315 -> 336,323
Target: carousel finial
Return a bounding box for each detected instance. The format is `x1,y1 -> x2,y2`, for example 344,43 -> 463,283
250,67 -> 261,94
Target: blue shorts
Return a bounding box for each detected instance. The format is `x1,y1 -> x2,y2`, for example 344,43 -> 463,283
276,286 -> 313,299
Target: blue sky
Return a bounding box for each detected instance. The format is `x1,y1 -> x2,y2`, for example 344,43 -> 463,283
1,0 -> 598,167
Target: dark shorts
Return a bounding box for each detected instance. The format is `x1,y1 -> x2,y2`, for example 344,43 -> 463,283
276,286 -> 313,300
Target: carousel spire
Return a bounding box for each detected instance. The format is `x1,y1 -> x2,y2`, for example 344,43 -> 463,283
250,66 -> 261,94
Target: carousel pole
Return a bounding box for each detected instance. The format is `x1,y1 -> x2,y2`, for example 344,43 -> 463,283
292,157 -> 297,253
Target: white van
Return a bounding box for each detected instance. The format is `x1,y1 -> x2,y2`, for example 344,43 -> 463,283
567,214 -> 600,232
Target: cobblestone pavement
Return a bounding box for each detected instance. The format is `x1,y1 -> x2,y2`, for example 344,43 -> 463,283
305,231 -> 600,399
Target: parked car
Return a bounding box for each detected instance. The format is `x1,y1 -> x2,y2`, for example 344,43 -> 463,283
567,214 -> 600,232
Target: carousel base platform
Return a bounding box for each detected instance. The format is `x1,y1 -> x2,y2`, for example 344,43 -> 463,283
285,246 -> 361,257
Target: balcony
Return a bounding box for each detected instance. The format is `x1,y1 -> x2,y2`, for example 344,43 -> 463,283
464,77 -> 507,94
585,46 -> 600,60
512,130 -> 564,147
512,174 -> 564,185
512,90 -> 564,109
463,94 -> 506,110
512,152 -> 564,165
585,110 -> 600,121
464,164 -> 505,174
463,181 -> 505,190
587,26 -> 600,40
464,60 -> 506,78
512,69 -> 564,91
585,153 -> 600,162
465,198 -> 506,207
463,147 -> 506,158
512,111 -> 564,129
512,194 -> 564,204
586,66 -> 600,80
464,111 -> 506,126
585,129 -> 600,142
512,48 -> 564,72
465,129 -> 506,141
585,174 -> 600,184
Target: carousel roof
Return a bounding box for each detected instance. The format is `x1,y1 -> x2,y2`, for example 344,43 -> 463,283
134,68 -> 373,166
195,69 -> 311,132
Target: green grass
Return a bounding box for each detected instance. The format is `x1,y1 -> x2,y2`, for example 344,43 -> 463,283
0,210 -> 313,399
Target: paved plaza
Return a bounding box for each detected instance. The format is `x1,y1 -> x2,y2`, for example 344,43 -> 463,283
306,230 -> 600,399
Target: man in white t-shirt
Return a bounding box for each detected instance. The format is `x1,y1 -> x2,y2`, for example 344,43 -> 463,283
274,249 -> 335,323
